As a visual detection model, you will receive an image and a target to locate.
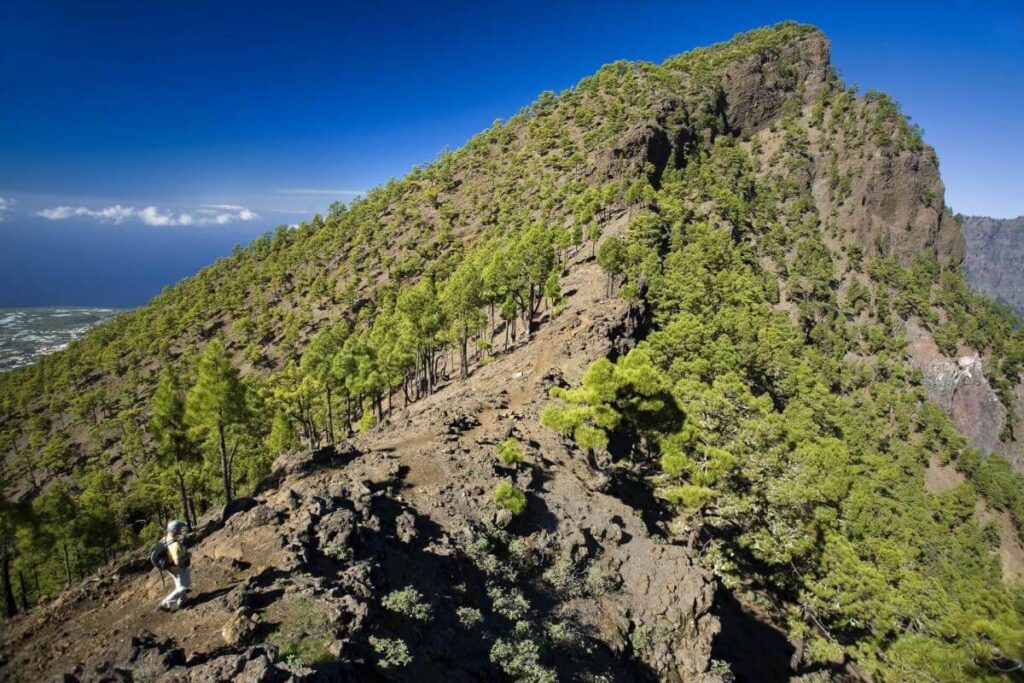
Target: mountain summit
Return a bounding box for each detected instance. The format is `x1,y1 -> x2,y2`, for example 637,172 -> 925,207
2,22 -> 1023,682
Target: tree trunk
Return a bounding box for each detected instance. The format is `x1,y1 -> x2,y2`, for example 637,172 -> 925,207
61,540 -> 72,589
424,352 -> 434,394
176,467 -> 191,527
326,385 -> 334,444
345,395 -> 353,434
790,639 -> 805,673
1,552 -> 16,618
460,325 -> 469,379
218,422 -> 233,504
18,570 -> 30,611
73,547 -> 84,581
309,415 -> 321,449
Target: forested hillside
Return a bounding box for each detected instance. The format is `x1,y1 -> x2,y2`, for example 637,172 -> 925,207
2,22 -> 1023,682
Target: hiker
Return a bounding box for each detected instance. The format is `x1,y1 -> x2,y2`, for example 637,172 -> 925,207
156,520 -> 191,611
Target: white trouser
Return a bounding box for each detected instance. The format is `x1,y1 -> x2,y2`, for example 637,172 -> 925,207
161,567 -> 191,608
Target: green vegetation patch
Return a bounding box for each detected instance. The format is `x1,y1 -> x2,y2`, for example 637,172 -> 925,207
493,481 -> 527,515
267,597 -> 337,666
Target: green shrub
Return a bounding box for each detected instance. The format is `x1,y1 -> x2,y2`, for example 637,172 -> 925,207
321,542 -> 352,562
456,606 -> 483,628
543,558 -> 586,598
382,586 -> 433,621
268,598 -> 336,665
546,620 -> 585,650
487,585 -> 531,620
370,636 -> 412,669
493,480 -> 527,515
497,438 -> 525,467
490,636 -> 556,683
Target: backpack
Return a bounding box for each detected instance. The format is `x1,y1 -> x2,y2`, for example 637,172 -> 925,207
150,540 -> 169,571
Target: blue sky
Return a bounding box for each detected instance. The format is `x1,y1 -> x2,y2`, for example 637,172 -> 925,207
1,0 -> 1022,306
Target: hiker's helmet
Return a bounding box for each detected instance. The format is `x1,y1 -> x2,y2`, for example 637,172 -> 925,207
167,520 -> 189,536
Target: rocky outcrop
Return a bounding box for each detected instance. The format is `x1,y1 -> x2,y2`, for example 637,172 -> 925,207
905,321 -> 1006,455
594,123 -> 673,185
719,31 -> 831,134
962,215 -> 1024,317
905,319 -> 1024,473
848,152 -> 965,266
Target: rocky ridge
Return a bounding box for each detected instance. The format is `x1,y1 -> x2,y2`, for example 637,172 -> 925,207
0,247 -> 729,682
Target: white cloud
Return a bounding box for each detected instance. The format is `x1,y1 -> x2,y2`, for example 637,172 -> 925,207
36,203 -> 259,227
37,205 -> 135,222
38,206 -> 75,220
198,205 -> 259,225
137,206 -> 193,226
94,205 -> 136,222
200,204 -> 246,211
0,196 -> 15,221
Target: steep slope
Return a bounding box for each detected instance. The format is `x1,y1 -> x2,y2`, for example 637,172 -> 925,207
0,20 -> 844,581
961,214 -> 1024,317
2,246 -> 729,682
2,21 -> 1024,683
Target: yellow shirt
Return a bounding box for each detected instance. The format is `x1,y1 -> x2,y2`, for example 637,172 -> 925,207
166,539 -> 189,568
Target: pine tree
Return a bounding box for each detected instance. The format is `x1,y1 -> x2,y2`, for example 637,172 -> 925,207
441,256 -> 486,379
301,324 -> 346,444
151,366 -> 198,526
397,280 -> 446,396
186,341 -> 249,504
597,236 -> 626,295
543,270 -> 562,309
267,411 -> 300,454
516,223 -> 557,335
36,483 -> 77,589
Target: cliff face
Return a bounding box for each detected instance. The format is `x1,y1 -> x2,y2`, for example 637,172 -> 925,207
962,215 -> 1024,316
846,151 -> 965,266
905,320 -> 1007,455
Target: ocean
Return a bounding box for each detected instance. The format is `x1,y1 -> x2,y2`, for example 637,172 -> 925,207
0,307 -> 120,371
